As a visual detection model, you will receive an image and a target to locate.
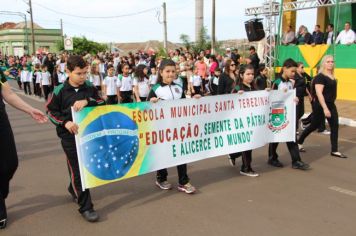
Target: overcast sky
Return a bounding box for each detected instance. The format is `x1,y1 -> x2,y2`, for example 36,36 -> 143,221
1,0 -> 316,43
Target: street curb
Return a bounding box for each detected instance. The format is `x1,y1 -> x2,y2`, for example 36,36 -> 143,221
303,113 -> 356,128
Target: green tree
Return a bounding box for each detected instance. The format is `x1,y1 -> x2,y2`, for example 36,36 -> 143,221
179,34 -> 192,51
56,37 -> 107,54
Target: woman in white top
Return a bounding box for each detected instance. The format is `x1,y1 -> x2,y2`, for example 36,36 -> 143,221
133,64 -> 150,102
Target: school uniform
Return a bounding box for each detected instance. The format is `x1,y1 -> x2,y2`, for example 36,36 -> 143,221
40,71 -> 51,100
47,80 -> 105,215
254,75 -> 268,90
20,70 -> 33,95
149,74 -> 157,86
117,74 -> 133,103
89,74 -> 101,91
58,72 -> 68,85
103,76 -> 118,104
209,75 -> 219,95
190,74 -> 203,96
34,70 -> 42,97
147,82 -> 189,185
268,77 -> 308,169
232,84 -> 258,175
133,77 -> 150,101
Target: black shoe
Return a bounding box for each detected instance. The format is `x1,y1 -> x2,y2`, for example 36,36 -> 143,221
268,159 -> 284,168
0,219 -> 7,229
81,209 -> 99,222
331,152 -> 348,158
292,161 -> 310,170
68,186 -> 77,202
228,155 -> 236,167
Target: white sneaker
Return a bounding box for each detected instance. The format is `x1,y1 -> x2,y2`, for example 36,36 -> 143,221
322,130 -> 331,135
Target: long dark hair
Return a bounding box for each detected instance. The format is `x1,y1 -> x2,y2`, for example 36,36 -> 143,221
135,64 -> 148,82
156,59 -> 176,84
237,64 -> 255,88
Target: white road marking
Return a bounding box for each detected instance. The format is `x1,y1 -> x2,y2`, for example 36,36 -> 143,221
328,186 -> 356,197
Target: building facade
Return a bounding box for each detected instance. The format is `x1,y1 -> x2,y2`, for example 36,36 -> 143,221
0,22 -> 62,56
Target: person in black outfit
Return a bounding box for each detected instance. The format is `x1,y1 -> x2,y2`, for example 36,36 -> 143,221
43,53 -> 56,91
47,55 -> 106,222
247,46 -> 260,72
312,25 -> 324,45
292,62 -> 311,132
231,64 -> 259,177
217,59 -> 242,166
298,55 -> 347,158
0,69 -> 47,229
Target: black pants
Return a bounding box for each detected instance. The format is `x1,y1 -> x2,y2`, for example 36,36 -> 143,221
139,97 -> 147,102
121,91 -> 133,103
23,82 -> 31,95
32,79 -> 36,95
61,138 -> 93,213
301,102 -> 326,132
35,83 -> 42,97
106,95 -> 118,105
296,97 -> 305,130
156,164 -> 189,185
268,141 -> 301,164
42,85 -> 51,101
211,84 -> 218,95
0,111 -> 19,220
241,150 -> 252,171
17,79 -> 22,89
298,102 -> 339,152
181,76 -> 188,92
192,86 -> 202,96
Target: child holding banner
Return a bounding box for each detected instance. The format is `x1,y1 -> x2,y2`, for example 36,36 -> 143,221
268,59 -> 310,170
231,64 -> 259,177
47,55 -> 105,222
147,59 -> 200,194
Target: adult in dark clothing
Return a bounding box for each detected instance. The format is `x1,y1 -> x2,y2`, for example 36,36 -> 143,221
312,25 -> 324,45
324,24 -> 335,44
0,69 -> 47,229
247,46 -> 260,72
231,49 -> 240,65
217,59 -> 241,166
298,55 -> 347,158
296,25 -> 312,45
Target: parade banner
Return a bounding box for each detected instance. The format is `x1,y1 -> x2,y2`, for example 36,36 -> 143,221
73,90 -> 296,190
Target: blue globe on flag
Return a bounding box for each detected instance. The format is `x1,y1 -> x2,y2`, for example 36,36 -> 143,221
81,112 -> 139,180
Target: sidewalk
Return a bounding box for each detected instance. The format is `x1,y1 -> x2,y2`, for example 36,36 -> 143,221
305,99 -> 356,127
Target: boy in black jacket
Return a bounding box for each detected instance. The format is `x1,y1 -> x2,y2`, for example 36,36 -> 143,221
47,55 -> 105,222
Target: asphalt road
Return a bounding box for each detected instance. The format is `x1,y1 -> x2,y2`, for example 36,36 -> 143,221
2,83 -> 356,236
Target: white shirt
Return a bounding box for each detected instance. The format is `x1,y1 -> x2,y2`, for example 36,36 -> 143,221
98,63 -> 106,74
335,29 -> 356,44
20,70 -> 32,82
89,74 -> 101,87
149,74 -> 157,85
58,72 -> 67,83
133,77 -> 150,98
41,71 -> 51,85
117,74 -> 133,91
59,63 -> 66,73
327,31 -> 334,45
190,75 -> 202,86
34,71 -> 42,83
212,76 -> 219,85
103,76 -> 118,96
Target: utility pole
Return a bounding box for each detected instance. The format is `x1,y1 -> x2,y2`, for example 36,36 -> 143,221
60,18 -> 64,41
211,0 -> 216,55
162,2 -> 168,53
29,0 -> 35,55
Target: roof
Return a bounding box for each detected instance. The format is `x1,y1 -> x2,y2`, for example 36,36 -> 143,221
0,21 -> 43,30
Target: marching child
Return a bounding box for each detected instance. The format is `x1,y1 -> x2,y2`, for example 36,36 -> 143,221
34,64 -> 42,98
47,55 -> 105,222
147,59 -> 201,194
189,67 -> 203,96
209,67 -> 221,95
133,64 -> 150,102
117,63 -> 133,103
102,64 -> 119,104
20,66 -> 32,95
40,65 -> 51,101
268,58 -> 310,170
231,64 -> 259,177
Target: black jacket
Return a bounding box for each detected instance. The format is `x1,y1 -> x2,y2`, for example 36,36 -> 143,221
218,73 -> 236,95
47,80 -> 105,139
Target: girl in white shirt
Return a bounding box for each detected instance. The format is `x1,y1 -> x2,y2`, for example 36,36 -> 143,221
133,64 -> 150,102
189,67 -> 203,96
117,63 -> 133,103
40,65 -> 51,101
20,67 -> 33,95
102,65 -> 118,104
149,67 -> 158,86
88,64 -> 101,92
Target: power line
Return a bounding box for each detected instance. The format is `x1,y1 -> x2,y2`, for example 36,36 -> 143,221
32,2 -> 160,19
